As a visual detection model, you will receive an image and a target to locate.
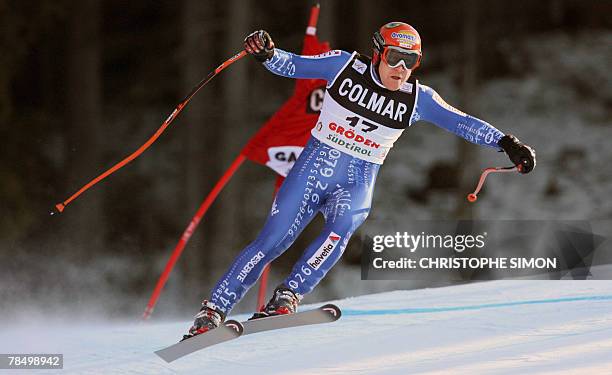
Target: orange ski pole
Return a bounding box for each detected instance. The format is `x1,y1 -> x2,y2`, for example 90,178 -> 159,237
53,50 -> 247,215
467,165 -> 521,202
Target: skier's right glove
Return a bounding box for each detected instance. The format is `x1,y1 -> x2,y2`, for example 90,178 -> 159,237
244,30 -> 275,62
498,134 -> 536,174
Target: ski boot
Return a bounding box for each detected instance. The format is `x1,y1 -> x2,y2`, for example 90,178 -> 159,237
250,285 -> 301,320
182,300 -> 225,341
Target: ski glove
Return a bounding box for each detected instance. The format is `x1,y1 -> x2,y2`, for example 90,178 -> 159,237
498,134 -> 536,174
244,30 -> 275,62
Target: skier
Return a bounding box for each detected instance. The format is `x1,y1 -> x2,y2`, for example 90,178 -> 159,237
184,22 -> 536,339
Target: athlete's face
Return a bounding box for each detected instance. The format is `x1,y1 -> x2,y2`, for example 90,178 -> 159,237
378,60 -> 411,91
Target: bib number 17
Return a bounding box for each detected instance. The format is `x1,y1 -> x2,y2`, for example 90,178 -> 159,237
346,116 -> 378,133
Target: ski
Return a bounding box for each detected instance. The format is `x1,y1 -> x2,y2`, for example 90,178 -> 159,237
154,320 -> 243,363
155,304 -> 340,362
241,303 -> 341,335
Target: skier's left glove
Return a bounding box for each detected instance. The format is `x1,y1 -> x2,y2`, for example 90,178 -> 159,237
498,134 -> 536,174
244,30 -> 275,62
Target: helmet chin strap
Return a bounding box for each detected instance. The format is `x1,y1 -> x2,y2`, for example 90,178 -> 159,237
370,58 -> 389,90
372,50 -> 382,78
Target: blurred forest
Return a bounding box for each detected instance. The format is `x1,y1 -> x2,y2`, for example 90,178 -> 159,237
1,0 -> 611,319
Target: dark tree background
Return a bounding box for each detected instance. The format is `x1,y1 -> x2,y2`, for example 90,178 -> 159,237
1,0 -> 610,319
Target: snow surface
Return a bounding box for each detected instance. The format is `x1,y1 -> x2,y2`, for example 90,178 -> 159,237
2,280 -> 612,374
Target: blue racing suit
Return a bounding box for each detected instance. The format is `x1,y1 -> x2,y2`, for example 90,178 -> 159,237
210,49 -> 504,313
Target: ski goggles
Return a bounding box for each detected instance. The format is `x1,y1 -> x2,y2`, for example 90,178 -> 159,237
381,46 -> 420,69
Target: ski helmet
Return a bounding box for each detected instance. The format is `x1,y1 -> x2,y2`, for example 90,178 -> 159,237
372,22 -> 422,69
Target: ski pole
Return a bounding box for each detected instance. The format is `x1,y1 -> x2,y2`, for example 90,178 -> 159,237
53,50 -> 248,215
142,154 -> 246,320
467,164 -> 522,202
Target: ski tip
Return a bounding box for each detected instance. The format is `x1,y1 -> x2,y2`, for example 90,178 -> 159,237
154,350 -> 173,363
224,319 -> 244,335
320,304 -> 342,320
